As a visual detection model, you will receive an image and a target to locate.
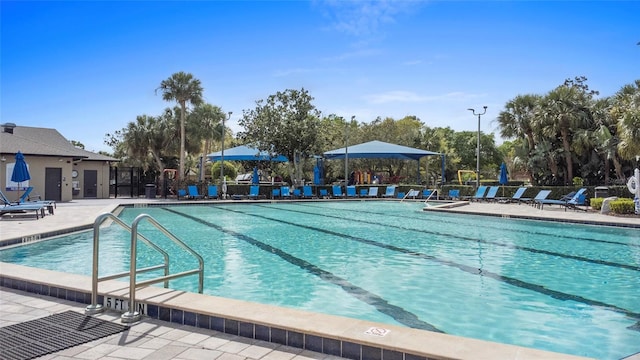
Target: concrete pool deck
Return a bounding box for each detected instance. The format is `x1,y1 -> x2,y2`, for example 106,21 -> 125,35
1,197 -> 639,360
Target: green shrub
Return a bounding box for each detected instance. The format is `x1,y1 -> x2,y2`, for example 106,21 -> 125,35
590,198 -> 604,210
609,198 -> 635,214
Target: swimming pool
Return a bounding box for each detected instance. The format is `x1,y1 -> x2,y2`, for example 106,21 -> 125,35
1,201 -> 638,359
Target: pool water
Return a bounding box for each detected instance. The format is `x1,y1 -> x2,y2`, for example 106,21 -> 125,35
1,201 -> 639,359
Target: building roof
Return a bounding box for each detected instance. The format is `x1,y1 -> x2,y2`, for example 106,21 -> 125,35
0,125 -> 117,161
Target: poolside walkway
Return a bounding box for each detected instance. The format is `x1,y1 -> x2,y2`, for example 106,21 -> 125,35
1,197 -> 639,360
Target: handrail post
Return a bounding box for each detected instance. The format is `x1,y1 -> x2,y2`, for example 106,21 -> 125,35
85,213 -> 110,314
121,214 -> 143,323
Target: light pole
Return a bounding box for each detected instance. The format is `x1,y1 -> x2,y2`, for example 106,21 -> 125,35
467,106 -> 487,189
220,111 -> 232,199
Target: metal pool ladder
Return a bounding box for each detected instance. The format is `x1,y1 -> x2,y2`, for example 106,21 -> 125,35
85,212 -> 204,323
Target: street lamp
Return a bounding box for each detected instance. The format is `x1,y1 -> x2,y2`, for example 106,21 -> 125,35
467,106 -> 487,189
220,111 -> 232,199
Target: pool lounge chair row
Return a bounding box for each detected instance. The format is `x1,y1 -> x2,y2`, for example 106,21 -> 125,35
0,188 -> 56,220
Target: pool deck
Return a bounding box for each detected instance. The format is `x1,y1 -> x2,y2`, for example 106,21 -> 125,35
1,197 -> 639,360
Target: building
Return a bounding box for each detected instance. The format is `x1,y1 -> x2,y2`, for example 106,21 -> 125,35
0,123 -> 116,202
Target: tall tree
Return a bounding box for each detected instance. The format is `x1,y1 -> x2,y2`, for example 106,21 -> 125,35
611,80 -> 640,161
496,94 -> 541,184
239,88 -> 321,186
188,103 -> 226,181
157,72 -> 204,182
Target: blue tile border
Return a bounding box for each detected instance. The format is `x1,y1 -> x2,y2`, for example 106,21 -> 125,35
0,276 -> 434,360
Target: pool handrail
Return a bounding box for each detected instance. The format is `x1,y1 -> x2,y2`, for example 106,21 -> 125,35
85,212 -> 204,324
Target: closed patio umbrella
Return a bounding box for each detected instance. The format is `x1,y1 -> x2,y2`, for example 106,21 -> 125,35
499,162 -> 508,196
11,151 -> 31,201
252,167 -> 260,185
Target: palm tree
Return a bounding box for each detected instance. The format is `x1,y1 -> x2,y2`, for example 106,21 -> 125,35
538,85 -> 591,184
496,94 -> 541,184
611,80 -> 640,161
157,72 -> 204,182
188,103 -> 226,182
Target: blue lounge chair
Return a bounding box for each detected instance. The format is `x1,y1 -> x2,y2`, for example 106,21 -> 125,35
281,186 -> 291,199
302,185 -> 314,198
2,188 -> 55,214
359,189 -> 368,197
382,186 -> 396,198
346,186 -> 357,198
177,189 -> 187,199
405,189 -> 420,199
483,186 -> 499,202
272,188 -> 281,199
0,203 -> 47,219
537,188 -> 588,211
448,189 -> 460,200
207,185 -> 218,199
524,190 -> 552,207
249,185 -> 260,199
187,185 -> 204,200
366,187 -> 379,197
503,187 -> 527,203
319,189 -> 329,198
468,186 -> 488,201
293,188 -> 301,198
332,185 -> 344,198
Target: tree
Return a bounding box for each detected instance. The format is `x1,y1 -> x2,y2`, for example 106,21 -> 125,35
188,103 -> 226,182
611,80 -> 640,161
70,140 -> 85,149
496,94 -> 541,184
157,72 -> 204,183
238,88 -> 321,186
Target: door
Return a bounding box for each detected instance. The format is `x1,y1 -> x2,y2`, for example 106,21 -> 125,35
83,170 -> 97,198
45,167 -> 62,201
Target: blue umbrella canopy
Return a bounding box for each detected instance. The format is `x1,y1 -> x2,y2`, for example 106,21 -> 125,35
11,151 -> 31,183
499,163 -> 508,185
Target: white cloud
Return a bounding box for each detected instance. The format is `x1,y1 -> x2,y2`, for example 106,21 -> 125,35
364,90 -> 485,104
315,0 -> 421,36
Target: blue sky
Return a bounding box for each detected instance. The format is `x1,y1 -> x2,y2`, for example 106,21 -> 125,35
2,1 -> 638,153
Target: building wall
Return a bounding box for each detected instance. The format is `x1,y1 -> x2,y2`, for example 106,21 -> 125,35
1,155 -> 111,202
72,160 -> 111,199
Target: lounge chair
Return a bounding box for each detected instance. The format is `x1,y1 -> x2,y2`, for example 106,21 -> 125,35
400,189 -> 420,201
187,185 -> 204,200
448,189 -> 460,200
501,187 -> 527,203
359,189 -> 368,197
537,188 -> 588,211
483,186 -> 499,202
2,188 -> 55,214
249,185 -> 260,199
382,186 -> 396,198
177,189 -> 188,200
207,185 -> 218,199
302,185 -> 314,198
272,188 -> 281,199
1,202 -> 47,219
293,188 -> 301,198
331,185 -> 344,198
468,186 -> 488,201
281,186 -> 291,199
366,187 -> 379,197
521,189 -> 552,207
346,186 -> 357,198
319,189 -> 329,198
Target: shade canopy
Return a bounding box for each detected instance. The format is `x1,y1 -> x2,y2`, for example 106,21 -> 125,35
324,140 -> 440,160
207,145 -> 288,162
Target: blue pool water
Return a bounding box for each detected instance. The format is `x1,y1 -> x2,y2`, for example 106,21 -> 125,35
1,201 -> 639,359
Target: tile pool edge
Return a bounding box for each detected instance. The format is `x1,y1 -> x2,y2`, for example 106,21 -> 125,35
0,262 -> 592,360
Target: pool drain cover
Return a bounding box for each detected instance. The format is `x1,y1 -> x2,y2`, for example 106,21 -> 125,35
0,310 -> 128,360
